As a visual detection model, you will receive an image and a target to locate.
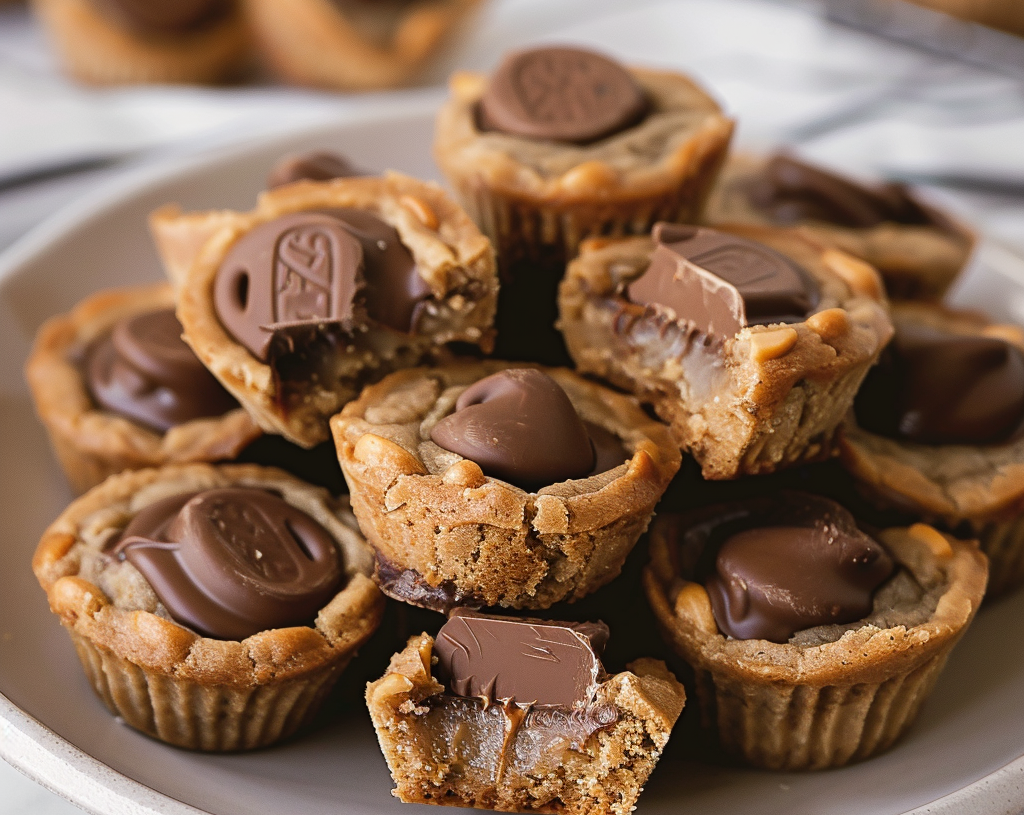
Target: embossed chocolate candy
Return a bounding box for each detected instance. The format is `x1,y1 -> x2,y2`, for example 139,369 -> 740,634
701,494 -> 894,643
627,223 -> 820,339
214,209 -> 428,361
747,154 -> 939,229
91,0 -> 230,33
113,488 -> 344,641
478,46 -> 649,144
266,151 -> 362,189
430,369 -> 596,490
855,321 -> 1024,446
434,610 -> 610,707
85,308 -> 237,433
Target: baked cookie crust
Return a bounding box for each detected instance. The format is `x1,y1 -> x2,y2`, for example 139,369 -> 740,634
644,513 -> 987,770
24,283 -> 262,494
168,173 -> 498,448
365,633 -> 686,814
331,361 -> 681,610
32,462 -> 385,751
558,225 -> 894,479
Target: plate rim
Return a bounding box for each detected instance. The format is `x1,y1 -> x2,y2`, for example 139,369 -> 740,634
2,103 -> 1024,815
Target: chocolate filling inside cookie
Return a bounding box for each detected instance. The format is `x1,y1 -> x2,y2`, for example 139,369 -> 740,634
855,321 -> 1024,446
111,488 -> 344,640
90,0 -> 231,34
477,46 -> 650,145
84,308 -> 238,433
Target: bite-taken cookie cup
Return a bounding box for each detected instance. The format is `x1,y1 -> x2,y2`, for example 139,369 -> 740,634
434,45 -> 735,266
331,362 -> 681,610
160,173 -> 498,449
32,0 -> 249,85
703,152 -> 975,301
365,614 -> 686,814
25,283 -> 262,494
559,222 -> 894,479
840,302 -> 1024,597
643,494 -> 987,770
243,0 -> 482,90
32,462 -> 385,751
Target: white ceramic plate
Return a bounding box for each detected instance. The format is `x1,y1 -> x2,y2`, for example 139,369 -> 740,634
3,99 -> 1024,815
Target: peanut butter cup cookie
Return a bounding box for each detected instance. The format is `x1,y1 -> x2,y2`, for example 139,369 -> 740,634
25,283 -> 261,493
434,45 -> 734,266
32,0 -> 249,84
704,153 -> 974,300
366,611 -> 686,814
842,302 -> 1024,596
331,362 -> 680,610
559,222 -> 894,479
644,493 -> 987,770
32,462 -> 384,750
158,174 -> 497,448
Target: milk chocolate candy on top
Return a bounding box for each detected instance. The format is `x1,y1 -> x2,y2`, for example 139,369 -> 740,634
434,610 -> 609,707
627,223 -> 820,339
266,151 -> 363,190
85,308 -> 238,433
478,46 -> 649,144
113,488 -> 344,641
430,369 -> 596,490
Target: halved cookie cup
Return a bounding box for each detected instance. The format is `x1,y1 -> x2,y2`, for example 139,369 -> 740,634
330,362 -> 681,610
25,283 -> 261,494
32,462 -> 385,751
644,513 -> 987,770
166,173 -> 498,448
558,226 -> 894,479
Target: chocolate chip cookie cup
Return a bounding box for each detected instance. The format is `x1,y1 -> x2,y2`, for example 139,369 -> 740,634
841,303 -> 1024,597
643,494 -> 987,770
365,613 -> 686,814
559,222 -> 894,479
243,0 -> 482,90
32,0 -> 249,85
25,283 -> 261,494
32,462 -> 385,751
165,173 -> 498,448
703,153 -> 975,301
433,45 -> 734,266
330,362 -> 681,610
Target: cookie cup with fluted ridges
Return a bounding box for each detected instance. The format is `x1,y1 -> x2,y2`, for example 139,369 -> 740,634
31,0 -> 249,85
166,173 -> 498,448
434,68 -> 734,266
558,225 -> 894,479
840,303 -> 1024,597
644,515 -> 987,770
32,463 -> 385,751
330,361 -> 681,610
365,633 -> 686,815
24,283 -> 262,494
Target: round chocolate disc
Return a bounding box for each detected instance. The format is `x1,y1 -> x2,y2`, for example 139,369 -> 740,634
478,46 -> 649,144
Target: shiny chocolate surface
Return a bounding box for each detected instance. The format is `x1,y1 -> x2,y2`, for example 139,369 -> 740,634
85,308 -> 237,433
478,46 -> 648,144
113,488 -> 344,641
855,320 -> 1024,446
430,369 -> 596,490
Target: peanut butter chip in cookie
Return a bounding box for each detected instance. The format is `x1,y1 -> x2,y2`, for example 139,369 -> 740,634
628,224 -> 820,339
430,369 -> 596,490
112,488 -> 344,641
478,46 -> 649,144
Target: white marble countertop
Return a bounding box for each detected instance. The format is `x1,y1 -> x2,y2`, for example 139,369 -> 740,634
1,0 -> 1022,812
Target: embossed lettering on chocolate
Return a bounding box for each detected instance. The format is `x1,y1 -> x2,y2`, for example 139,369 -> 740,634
628,223 -> 820,338
430,368 -> 596,490
434,610 -> 610,707
112,488 -> 344,641
85,308 -> 237,432
478,45 -> 649,144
